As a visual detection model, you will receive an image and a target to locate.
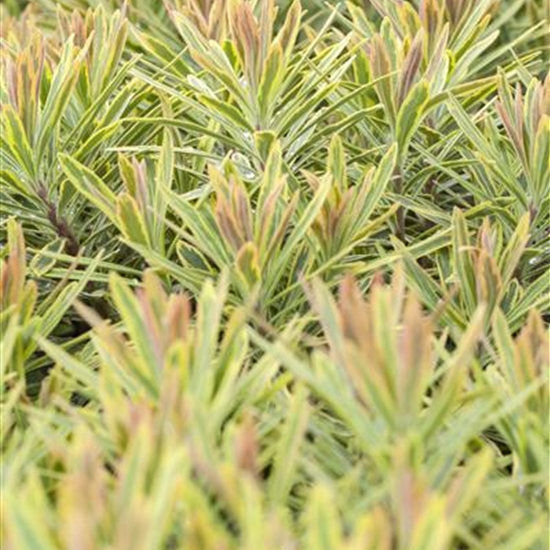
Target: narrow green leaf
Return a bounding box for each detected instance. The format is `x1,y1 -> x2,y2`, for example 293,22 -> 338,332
59,154 -> 117,222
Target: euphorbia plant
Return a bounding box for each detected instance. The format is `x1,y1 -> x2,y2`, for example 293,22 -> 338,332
1,0 -> 548,548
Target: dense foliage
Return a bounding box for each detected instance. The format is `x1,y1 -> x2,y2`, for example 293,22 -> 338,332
1,0 -> 549,548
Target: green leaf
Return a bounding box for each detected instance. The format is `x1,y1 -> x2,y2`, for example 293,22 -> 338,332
117,193 -> 150,246
268,383 -> 310,505
59,154 -> 117,222
258,43 -> 284,123
327,134 -> 346,188
110,272 -> 161,383
199,96 -> 254,132
35,39 -> 83,165
396,80 -> 429,162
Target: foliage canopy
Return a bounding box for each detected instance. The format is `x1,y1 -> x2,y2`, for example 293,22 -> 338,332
1,0 -> 549,548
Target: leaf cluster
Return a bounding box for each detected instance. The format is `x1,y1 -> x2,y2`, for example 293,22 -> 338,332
1,1 -> 548,548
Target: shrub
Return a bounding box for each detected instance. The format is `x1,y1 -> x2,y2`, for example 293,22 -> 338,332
1,0 -> 548,548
